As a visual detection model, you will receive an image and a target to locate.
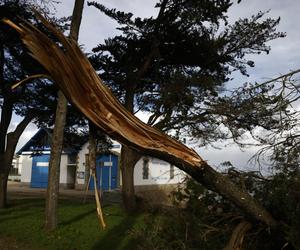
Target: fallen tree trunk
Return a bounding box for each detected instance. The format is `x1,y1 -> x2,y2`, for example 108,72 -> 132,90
4,15 -> 277,227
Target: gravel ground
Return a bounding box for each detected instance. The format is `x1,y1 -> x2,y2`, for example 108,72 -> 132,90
7,181 -> 121,203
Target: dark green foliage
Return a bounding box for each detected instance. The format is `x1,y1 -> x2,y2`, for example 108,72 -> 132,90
88,0 -> 284,138
0,1 -> 60,125
132,179 -> 236,249
206,71 -> 300,164
0,0 -> 92,132
133,169 -> 300,249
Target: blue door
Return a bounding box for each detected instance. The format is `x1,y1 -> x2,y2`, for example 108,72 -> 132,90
89,153 -> 118,191
31,154 -> 50,188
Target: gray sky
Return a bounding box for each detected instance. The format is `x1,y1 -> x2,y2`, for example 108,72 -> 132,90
14,0 -> 300,170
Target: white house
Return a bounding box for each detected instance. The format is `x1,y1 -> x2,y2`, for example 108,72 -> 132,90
17,129 -> 77,188
17,129 -> 186,199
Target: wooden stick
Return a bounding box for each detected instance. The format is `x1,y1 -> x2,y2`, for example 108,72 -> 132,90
93,172 -> 106,229
82,171 -> 92,204
12,74 -> 50,89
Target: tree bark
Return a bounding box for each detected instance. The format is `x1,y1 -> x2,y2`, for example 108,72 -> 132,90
88,122 -> 97,175
120,146 -> 141,213
0,98 -> 13,208
0,164 -> 9,208
120,86 -> 143,213
45,91 -> 67,230
44,0 -> 85,231
185,163 -> 277,227
119,1 -> 168,213
0,114 -> 33,208
0,98 -> 13,153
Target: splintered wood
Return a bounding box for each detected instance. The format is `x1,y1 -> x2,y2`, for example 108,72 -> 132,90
3,15 -> 204,170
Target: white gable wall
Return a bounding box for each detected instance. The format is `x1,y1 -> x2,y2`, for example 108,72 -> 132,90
20,155 -> 33,183
134,157 -> 185,186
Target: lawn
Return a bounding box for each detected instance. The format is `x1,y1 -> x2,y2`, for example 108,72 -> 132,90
0,198 -> 145,250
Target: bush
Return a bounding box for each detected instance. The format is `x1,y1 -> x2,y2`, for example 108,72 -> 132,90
132,167 -> 300,249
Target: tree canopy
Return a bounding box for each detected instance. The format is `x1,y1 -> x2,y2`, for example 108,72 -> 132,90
88,0 -> 285,140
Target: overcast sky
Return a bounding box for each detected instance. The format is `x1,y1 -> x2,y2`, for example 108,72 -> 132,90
13,0 -> 300,171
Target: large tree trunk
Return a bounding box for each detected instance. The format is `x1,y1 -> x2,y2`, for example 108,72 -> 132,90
0,167 -> 9,208
119,2 -> 166,212
0,148 -> 13,208
0,40 -> 10,209
120,146 -> 141,213
185,162 -> 277,226
0,114 -> 33,208
120,88 -> 138,212
0,144 -> 15,208
0,101 -> 12,209
45,91 -> 68,230
44,0 -> 84,231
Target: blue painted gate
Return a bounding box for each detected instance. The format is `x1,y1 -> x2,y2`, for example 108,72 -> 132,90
31,154 -> 50,188
89,153 -> 118,191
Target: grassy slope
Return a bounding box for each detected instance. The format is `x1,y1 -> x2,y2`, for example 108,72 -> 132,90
0,199 -> 144,250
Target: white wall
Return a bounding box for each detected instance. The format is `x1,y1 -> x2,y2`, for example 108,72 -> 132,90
20,155 -> 33,183
76,141 -> 121,185
20,153 -> 74,185
21,139 -> 185,188
110,139 -> 121,154
76,141 -> 186,187
76,143 -> 89,185
59,154 -> 68,184
134,157 -> 185,186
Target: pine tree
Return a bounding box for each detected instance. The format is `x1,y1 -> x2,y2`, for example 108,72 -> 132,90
88,0 -> 285,212
0,0 -> 61,208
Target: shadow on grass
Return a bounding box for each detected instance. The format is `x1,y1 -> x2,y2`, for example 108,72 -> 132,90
0,211 -> 37,223
91,215 -> 138,250
59,208 -> 96,226
7,198 -> 44,207
0,199 -> 44,217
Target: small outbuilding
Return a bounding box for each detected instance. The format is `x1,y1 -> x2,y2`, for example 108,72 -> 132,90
17,128 -> 186,203
17,129 -> 78,188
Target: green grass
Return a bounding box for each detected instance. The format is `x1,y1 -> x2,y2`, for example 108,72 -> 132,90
0,199 -> 145,250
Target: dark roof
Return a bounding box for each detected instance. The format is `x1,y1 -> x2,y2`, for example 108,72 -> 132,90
17,128 -> 87,155
17,128 -> 51,154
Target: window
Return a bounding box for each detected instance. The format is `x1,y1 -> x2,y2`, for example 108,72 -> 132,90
170,165 -> 174,179
9,167 -> 18,176
142,158 -> 149,179
98,161 -> 112,167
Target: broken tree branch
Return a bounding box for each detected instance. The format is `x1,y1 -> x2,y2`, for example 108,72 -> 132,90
3,15 -> 278,227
